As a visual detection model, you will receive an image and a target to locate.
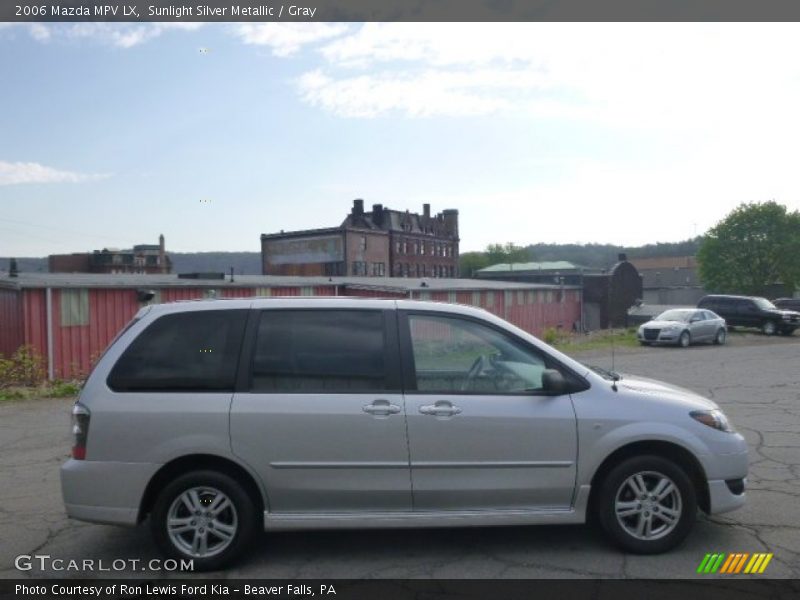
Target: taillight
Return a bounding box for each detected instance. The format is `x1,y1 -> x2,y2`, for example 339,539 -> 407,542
71,403 -> 90,460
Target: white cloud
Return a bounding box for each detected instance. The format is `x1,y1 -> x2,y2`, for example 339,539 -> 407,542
4,23 -> 204,48
292,23 -> 800,127
231,23 -> 348,56
27,23 -> 51,42
0,161 -> 108,185
67,23 -> 203,48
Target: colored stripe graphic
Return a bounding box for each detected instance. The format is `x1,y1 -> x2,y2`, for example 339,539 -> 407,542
697,554 -> 712,573
734,553 -> 750,573
702,553 -> 774,574
710,553 -> 725,573
758,554 -> 773,573
719,553 -> 736,573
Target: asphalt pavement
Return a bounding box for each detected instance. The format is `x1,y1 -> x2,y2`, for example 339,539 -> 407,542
1,335 -> 798,579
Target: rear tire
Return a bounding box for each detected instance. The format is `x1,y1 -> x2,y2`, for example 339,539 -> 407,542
762,320 -> 777,336
714,329 -> 727,345
150,470 -> 257,571
596,455 -> 697,554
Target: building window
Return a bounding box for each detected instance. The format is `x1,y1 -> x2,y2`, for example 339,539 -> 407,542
402,241 -> 408,254
421,243 -> 426,255
416,264 -> 421,277
60,289 -> 89,327
352,261 -> 367,276
359,236 -> 367,251
395,241 -> 402,255
371,262 -> 385,277
413,241 -> 419,255
324,262 -> 344,276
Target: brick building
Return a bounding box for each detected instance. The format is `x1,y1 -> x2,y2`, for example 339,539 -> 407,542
261,200 -> 459,278
49,235 -> 171,275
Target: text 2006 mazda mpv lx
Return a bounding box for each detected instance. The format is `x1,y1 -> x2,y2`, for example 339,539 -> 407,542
61,299 -> 748,570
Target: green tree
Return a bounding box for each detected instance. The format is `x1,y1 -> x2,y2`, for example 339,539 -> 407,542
459,251 -> 491,277
485,243 -> 531,266
697,201 -> 800,295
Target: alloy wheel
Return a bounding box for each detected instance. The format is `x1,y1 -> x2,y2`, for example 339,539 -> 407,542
166,486 -> 238,559
614,471 -> 683,541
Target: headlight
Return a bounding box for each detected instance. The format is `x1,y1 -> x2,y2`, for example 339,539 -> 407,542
690,409 -> 734,433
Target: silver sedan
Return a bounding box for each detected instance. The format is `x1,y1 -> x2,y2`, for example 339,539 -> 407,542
638,308 -> 727,347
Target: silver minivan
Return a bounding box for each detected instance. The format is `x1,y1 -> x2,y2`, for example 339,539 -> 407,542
61,298 -> 748,570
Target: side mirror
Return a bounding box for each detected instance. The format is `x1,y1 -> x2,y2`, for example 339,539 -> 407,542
542,369 -> 567,394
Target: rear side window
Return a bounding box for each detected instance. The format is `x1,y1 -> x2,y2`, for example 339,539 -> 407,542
250,310 -> 389,393
108,310 -> 248,392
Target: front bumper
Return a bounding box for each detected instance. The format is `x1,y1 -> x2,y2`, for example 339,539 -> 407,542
61,459 -> 160,526
638,330 -> 682,344
708,478 -> 747,514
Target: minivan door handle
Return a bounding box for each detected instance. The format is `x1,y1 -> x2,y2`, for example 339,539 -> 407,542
362,400 -> 402,416
419,401 -> 462,417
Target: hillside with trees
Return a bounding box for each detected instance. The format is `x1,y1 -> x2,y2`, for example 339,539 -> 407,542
459,238 -> 703,277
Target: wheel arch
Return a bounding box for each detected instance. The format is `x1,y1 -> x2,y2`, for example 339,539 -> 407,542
588,440 -> 710,515
138,454 -> 266,523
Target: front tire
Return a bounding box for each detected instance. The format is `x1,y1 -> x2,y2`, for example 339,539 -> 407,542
714,329 -> 727,345
678,331 -> 691,348
596,455 -> 697,554
762,320 -> 777,336
150,470 -> 257,571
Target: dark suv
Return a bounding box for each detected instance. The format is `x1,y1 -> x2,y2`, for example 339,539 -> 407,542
697,295 -> 800,336
774,298 -> 800,312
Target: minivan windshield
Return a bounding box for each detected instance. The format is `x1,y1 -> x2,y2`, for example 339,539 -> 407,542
655,309 -> 693,322
754,297 -> 777,310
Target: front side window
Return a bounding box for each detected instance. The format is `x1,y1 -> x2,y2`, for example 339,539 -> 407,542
251,310 -> 389,393
407,314 -> 549,394
107,310 -> 248,392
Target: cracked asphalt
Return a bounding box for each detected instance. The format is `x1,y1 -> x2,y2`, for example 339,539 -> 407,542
1,335 -> 798,580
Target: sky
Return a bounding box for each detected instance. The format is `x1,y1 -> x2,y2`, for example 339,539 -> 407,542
2,22 -> 800,256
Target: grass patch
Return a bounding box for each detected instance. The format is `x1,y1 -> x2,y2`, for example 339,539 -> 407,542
0,380 -> 82,402
552,328 -> 640,353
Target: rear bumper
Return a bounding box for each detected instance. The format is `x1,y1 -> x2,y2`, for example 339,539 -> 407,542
60,459 -> 160,526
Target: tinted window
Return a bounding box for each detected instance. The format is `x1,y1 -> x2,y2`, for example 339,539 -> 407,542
408,314 -> 548,394
108,310 -> 248,392
251,310 -> 388,393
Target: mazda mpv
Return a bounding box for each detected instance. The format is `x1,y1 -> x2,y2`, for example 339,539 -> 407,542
61,298 -> 748,570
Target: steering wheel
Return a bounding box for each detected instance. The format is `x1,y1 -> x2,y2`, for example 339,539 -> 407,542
461,355 -> 487,392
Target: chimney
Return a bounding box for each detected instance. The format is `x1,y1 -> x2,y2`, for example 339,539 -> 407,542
372,204 -> 384,226
423,203 -> 431,218
159,234 -> 166,273
618,253 -> 627,262
352,198 -> 364,216
9,257 -> 18,277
